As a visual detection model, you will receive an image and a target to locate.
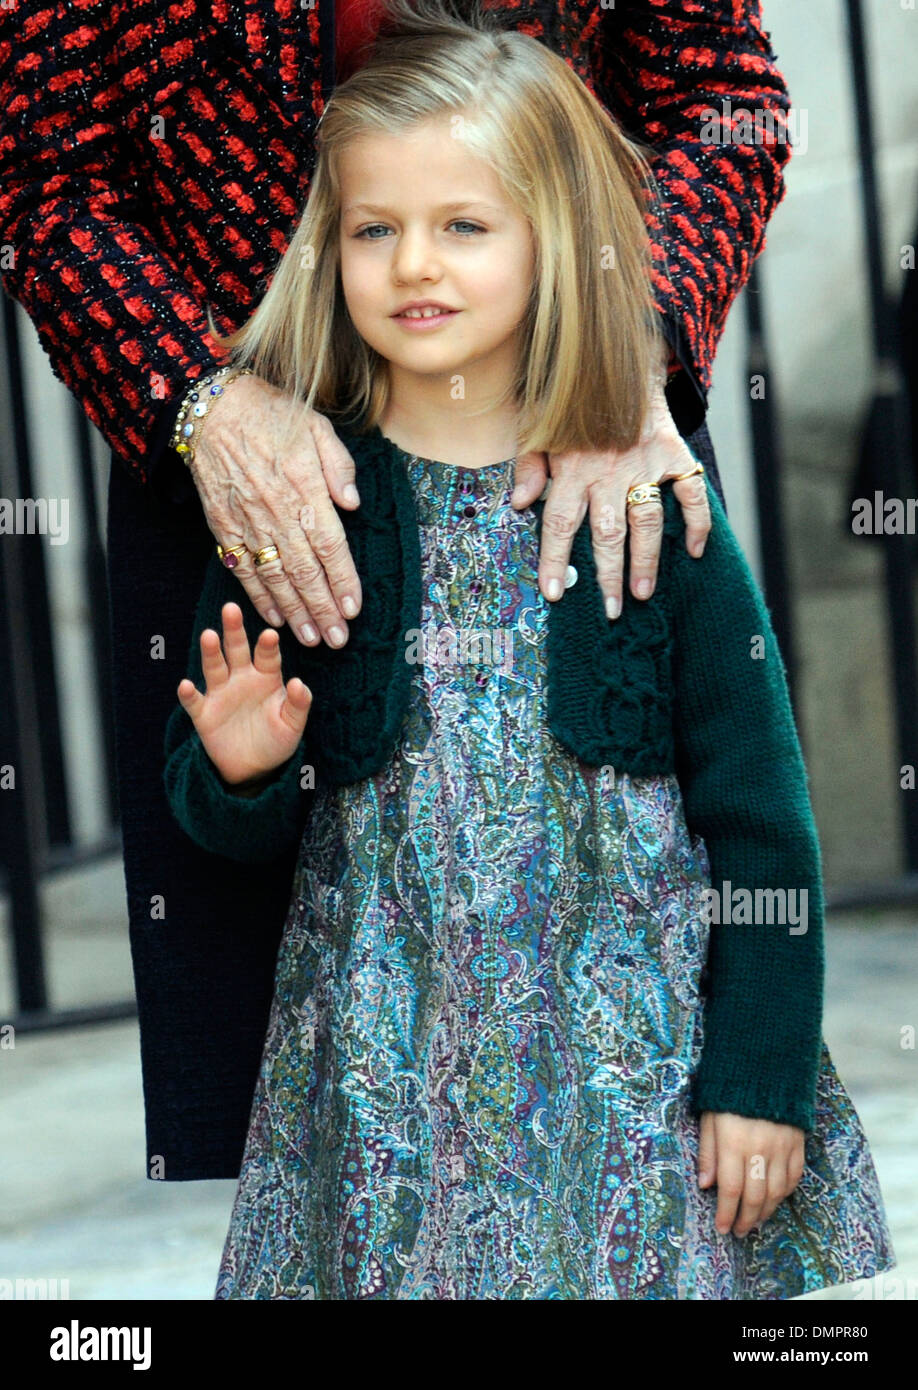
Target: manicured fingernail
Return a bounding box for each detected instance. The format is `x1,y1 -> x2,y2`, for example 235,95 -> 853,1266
267,608 -> 283,625
692,540 -> 706,558
606,595 -> 621,620
341,595 -> 359,618
342,483 -> 360,505
636,580 -> 652,599
327,626 -> 346,647
546,577 -> 562,601
299,621 -> 317,643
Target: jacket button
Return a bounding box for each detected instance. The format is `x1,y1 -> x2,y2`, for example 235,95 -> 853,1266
564,564 -> 578,589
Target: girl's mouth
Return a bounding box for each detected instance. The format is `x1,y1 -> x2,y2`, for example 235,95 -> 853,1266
392,309 -> 460,330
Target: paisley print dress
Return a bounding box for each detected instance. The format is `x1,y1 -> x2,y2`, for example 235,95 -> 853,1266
214,446 -> 896,1300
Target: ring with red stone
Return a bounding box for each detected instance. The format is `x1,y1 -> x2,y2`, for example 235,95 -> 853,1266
216,542 -> 248,570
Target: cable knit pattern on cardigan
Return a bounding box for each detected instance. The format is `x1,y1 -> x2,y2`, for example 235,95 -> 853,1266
0,0 -> 791,489
163,423 -> 826,1134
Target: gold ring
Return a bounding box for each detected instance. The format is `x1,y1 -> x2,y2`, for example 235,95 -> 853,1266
216,542 -> 248,570
253,544 -> 281,567
672,459 -> 705,482
626,483 -> 662,508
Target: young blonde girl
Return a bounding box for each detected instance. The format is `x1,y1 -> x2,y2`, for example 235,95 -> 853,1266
163,0 -> 895,1299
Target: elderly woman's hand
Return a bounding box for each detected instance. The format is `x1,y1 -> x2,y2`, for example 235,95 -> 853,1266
510,364 -> 713,618
188,374 -> 363,648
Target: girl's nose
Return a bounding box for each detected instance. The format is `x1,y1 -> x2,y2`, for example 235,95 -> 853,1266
392,232 -> 442,282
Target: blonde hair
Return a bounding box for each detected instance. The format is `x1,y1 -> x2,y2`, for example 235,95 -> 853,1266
206,0 -> 666,457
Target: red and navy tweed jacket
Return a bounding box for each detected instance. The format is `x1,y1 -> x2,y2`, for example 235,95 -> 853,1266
0,0 -> 792,493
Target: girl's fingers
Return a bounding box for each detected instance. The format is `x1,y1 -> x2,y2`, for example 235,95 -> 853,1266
279,678 -> 312,733
758,1138 -> 804,1229
732,1161 -> 768,1237
713,1149 -> 745,1236
176,677 -> 205,720
697,1111 -> 717,1188
220,601 -> 253,673
251,626 -> 283,677
199,627 -> 229,688
787,1140 -> 806,1192
758,1155 -> 790,1228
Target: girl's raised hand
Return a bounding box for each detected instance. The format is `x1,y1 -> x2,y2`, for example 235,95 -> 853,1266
176,601 -> 312,787
698,1111 -> 806,1238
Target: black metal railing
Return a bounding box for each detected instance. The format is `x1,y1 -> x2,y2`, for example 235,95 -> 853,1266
0,297 -> 132,1030
745,0 -> 918,909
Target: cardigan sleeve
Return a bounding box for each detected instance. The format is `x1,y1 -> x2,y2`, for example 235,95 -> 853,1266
591,0 -> 793,437
667,472 -> 825,1133
162,550 -> 313,864
0,0 -> 224,491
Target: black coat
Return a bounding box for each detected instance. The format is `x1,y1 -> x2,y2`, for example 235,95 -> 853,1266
106,421 -> 725,1181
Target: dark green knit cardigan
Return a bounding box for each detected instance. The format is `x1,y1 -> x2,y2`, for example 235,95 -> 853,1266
163,423 -> 826,1133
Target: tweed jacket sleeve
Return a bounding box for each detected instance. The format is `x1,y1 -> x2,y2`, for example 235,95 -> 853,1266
0,1 -> 224,491
163,550 -> 313,864
668,474 -> 825,1133
591,0 -> 793,437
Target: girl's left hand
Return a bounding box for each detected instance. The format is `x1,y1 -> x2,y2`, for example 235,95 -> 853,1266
698,1111 -> 807,1237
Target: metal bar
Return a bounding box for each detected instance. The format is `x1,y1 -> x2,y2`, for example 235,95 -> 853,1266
744,265 -> 799,722
845,0 -> 918,872
72,403 -> 119,826
9,1001 -> 138,1034
39,832 -> 123,875
0,313 -> 49,1011
825,872 -> 918,914
0,573 -> 47,1010
1,296 -> 72,847
0,832 -> 124,894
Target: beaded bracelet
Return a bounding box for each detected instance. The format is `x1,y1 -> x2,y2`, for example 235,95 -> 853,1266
169,365 -> 255,467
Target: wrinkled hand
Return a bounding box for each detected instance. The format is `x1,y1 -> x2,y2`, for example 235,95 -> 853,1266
176,601 -> 312,787
510,376 -> 712,618
698,1111 -> 806,1237
188,374 -> 362,648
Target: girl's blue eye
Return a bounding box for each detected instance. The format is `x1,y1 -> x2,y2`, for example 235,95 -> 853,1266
353,221 -> 485,239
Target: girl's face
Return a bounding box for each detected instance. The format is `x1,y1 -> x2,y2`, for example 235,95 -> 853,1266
337,117 -> 535,401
